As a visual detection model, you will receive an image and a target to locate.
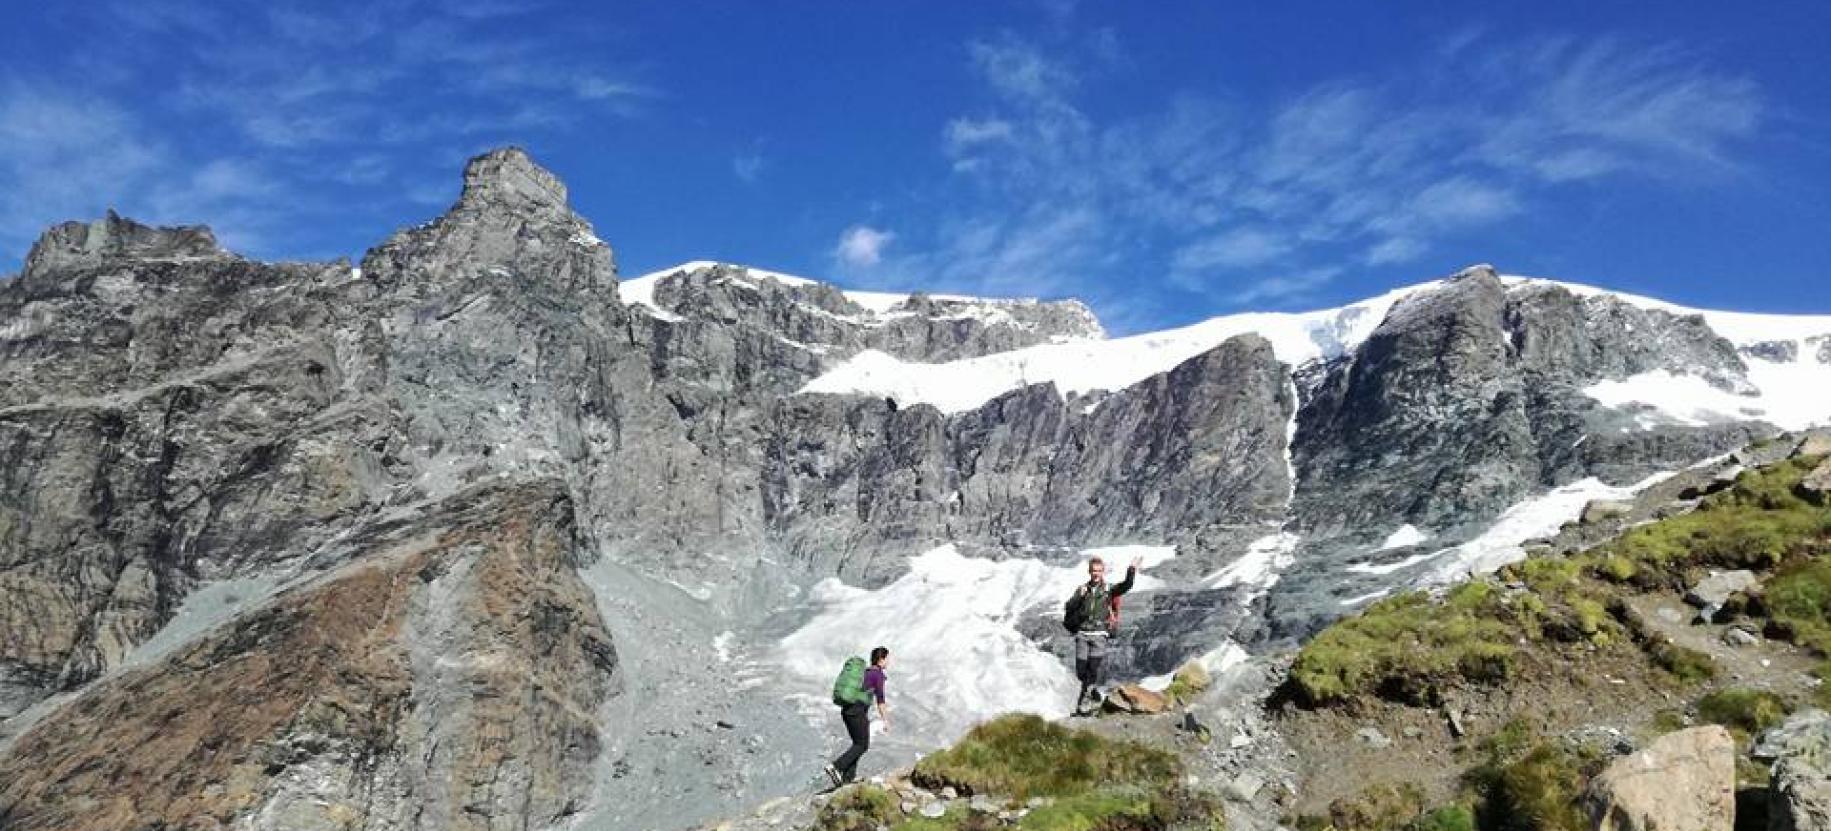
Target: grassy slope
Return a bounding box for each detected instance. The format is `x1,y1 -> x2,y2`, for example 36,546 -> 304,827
812,714 -> 1225,831
1279,451 -> 1831,830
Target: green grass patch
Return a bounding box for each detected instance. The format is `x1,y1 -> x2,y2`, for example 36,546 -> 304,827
1468,742 -> 1603,831
1648,640 -> 1717,682
910,714 -> 1182,800
901,715 -> 1224,830
1288,583 -> 1528,706
1590,455 -> 1831,582
1695,688 -> 1789,737
1406,806 -> 1476,831
814,785 -> 901,831
1766,557 -> 1831,652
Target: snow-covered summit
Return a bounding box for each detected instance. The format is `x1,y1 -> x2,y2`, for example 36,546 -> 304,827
798,264 -> 1831,428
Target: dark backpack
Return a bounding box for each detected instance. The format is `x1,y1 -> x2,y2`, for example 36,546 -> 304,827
1064,584 -> 1117,634
832,656 -> 870,706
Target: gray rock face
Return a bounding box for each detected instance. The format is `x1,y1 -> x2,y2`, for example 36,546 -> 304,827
0,480 -> 618,831
763,333 -> 1293,585
635,263 -> 1103,388
19,211 -> 228,284
1294,267 -> 1759,538
1745,340 -> 1800,364
1685,570 -> 1760,609
1762,710 -> 1831,831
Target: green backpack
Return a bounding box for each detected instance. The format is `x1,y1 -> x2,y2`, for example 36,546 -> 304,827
832,656 -> 870,706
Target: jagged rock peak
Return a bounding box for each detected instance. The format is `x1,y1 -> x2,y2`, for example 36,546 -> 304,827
22,210 -> 228,281
1447,262 -> 1500,282
458,146 -> 569,216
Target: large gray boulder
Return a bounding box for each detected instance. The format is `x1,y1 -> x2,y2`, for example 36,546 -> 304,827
1586,725 -> 1735,831
1755,710 -> 1831,831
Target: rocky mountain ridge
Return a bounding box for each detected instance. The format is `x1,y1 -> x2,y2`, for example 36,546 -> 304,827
0,146 -> 1826,830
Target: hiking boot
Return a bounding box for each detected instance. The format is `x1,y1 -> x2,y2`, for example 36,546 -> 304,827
823,764 -> 843,788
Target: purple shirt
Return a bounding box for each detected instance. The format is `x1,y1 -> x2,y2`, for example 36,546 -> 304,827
864,666 -> 887,704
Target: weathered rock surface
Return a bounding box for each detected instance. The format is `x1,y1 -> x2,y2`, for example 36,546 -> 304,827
1687,570 -> 1761,609
1586,725 -> 1735,831
0,481 -> 617,831
1801,459 -> 1831,505
1104,683 -> 1170,714
1583,499 -> 1636,524
1766,710 -> 1831,831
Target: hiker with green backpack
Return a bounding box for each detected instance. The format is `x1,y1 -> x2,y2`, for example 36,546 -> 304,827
1064,554 -> 1140,716
824,646 -> 890,787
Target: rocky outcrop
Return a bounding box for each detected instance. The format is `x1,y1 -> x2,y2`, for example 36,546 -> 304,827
763,333 -> 1294,584
19,211 -> 229,285
1586,725 -> 1735,831
1294,267 -> 1761,539
0,481 -> 618,831
636,263 -> 1103,369
1758,711 -> 1831,831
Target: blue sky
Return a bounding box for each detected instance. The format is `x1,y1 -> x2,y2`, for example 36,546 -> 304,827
2,1 -> 1826,333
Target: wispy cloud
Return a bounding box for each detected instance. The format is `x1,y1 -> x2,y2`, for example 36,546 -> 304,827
864,28 -> 1766,322
0,0 -> 655,268
835,225 -> 896,268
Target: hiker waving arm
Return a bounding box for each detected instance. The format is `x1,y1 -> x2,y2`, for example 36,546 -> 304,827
1110,556 -> 1142,597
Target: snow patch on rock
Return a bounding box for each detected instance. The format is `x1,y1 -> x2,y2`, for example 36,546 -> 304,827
776,543 -> 1174,742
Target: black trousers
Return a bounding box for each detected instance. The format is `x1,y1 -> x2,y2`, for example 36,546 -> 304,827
832,702 -> 870,780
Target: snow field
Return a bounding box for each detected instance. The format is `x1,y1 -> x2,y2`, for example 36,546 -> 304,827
776,543 -> 1175,742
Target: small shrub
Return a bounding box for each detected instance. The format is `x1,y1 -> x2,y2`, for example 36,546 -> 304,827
911,714 -> 1181,800
1326,782 -> 1426,831
814,785 -> 900,831
1476,743 -> 1600,831
1163,661 -> 1212,705
1695,688 -> 1790,737
1405,805 -> 1476,831
1649,708 -> 1689,734
1649,640 -> 1717,683
1594,555 -> 1638,583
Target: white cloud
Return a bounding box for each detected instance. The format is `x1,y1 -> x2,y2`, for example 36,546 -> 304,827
945,117 -> 1015,152
1365,237 -> 1425,266
970,36 -> 1076,104
835,225 -> 896,268
0,86 -> 163,260
1226,267 -> 1341,305
732,154 -> 764,183
870,29 -> 1767,324
1173,227 -> 1291,273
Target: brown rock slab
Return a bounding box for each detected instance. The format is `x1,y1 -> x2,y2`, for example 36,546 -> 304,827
1104,683 -> 1170,715
1586,725 -> 1734,831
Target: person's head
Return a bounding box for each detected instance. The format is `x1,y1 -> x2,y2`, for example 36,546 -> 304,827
1087,556 -> 1106,583
870,646 -> 891,668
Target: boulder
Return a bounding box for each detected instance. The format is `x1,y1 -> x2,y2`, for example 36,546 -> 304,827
1583,499 -> 1636,524
1686,570 -> 1760,609
1799,458 -> 1831,506
1755,710 -> 1831,763
1104,683 -> 1170,715
1723,626 -> 1761,648
1762,710 -> 1831,831
1796,434 -> 1831,459
1586,725 -> 1735,831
